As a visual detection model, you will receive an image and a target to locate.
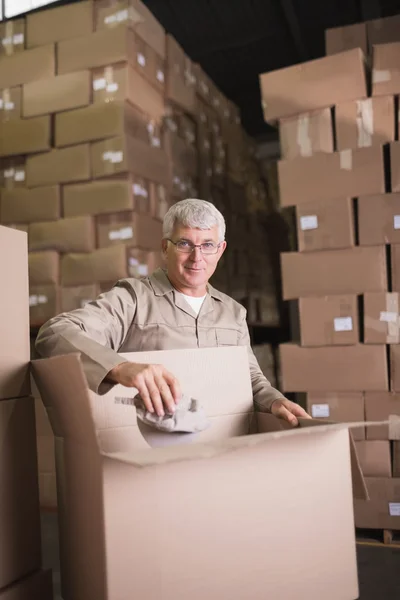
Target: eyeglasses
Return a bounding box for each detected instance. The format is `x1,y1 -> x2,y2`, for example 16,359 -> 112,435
167,239 -> 222,255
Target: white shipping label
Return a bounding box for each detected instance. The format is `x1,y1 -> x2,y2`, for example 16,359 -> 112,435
110,151 -> 123,163
138,264 -> 149,276
109,226 -> 133,241
129,257 -> 139,267
133,184 -> 148,197
29,294 -> 48,307
14,170 -> 25,182
4,101 -> 14,111
334,317 -> 353,332
93,78 -> 106,91
373,69 -> 391,84
106,82 -> 119,93
4,168 -> 14,178
380,311 -> 398,323
156,69 -> 165,83
389,503 -> 400,517
300,215 -> 318,231
13,33 -> 24,45
104,9 -> 129,25
394,215 -> 400,230
311,404 -> 330,418
151,137 -> 161,148
137,53 -> 146,67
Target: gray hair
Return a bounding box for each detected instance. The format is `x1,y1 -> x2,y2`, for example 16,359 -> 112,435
163,199 -> 226,242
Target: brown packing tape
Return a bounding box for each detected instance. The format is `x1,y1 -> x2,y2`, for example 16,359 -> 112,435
296,114 -> 312,157
365,293 -> 400,344
389,414 -> 400,440
356,99 -> 373,148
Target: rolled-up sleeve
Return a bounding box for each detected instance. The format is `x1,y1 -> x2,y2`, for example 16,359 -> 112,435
238,313 -> 285,412
35,286 -> 136,394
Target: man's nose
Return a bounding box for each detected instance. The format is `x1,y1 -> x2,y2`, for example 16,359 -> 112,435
190,246 -> 203,259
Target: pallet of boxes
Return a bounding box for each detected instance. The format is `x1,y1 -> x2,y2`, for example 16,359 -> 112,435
259,14 -> 400,543
0,225 -> 53,598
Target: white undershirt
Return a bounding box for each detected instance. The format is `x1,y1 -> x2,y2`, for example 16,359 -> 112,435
181,293 -> 206,316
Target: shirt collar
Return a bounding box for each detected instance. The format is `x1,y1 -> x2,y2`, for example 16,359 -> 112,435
149,268 -> 225,302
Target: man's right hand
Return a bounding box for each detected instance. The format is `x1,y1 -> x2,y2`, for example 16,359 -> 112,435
107,362 -> 181,417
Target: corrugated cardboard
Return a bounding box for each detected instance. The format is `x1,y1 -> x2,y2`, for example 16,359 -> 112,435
23,70 -> 91,118
354,477 -> 400,529
355,441 -> 392,477
365,392 -> 400,440
299,295 -> 359,346
280,343 -> 388,392
390,141 -> 400,192
30,283 -> 59,327
61,284 -> 100,313
32,347 -> 369,600
0,19 -> 25,57
306,392 -> 365,440
279,109 -> 333,160
26,144 -> 91,187
358,192 -> 400,245
372,42 -> 400,96
281,246 -> 387,300
96,212 -> 162,250
296,197 -> 355,252
166,34 -> 196,115
278,146 -> 385,207
29,216 -> 95,253
0,569 -> 53,600
0,226 -> 30,399
61,244 -> 128,286
390,244 -> 400,291
26,0 -> 93,48
64,179 -> 134,218
28,251 -> 59,285
126,248 -> 157,278
94,0 -> 166,58
325,23 -> 368,56
90,134 -> 169,185
0,156 -> 26,190
0,186 -> 60,223
150,182 -> 170,220
0,397 -> 41,588
390,345 -> 400,392
335,96 -> 395,150
0,87 -> 22,122
260,48 -> 367,123
368,15 -> 400,48
0,43 -> 55,89
0,116 -> 51,157
364,292 -> 400,344
92,63 -> 165,122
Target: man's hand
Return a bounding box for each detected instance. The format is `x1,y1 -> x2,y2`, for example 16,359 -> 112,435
270,397 -> 311,427
107,362 -> 181,417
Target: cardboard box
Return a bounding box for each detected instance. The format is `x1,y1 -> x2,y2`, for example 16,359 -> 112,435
278,146 -> 385,207
372,42 -> 400,96
365,392 -> 400,440
166,34 -> 196,115
0,43 -> 55,89
29,216 -> 95,253
26,0 -> 93,48
29,283 -> 59,327
0,156 -> 26,190
368,15 -> 400,48
61,284 -> 100,313
0,186 -> 60,224
26,144 -> 91,187
92,63 -> 165,122
0,397 -> 41,588
390,141 -> 400,192
296,197 -> 355,252
0,19 -> 25,57
280,343 -> 388,392
126,248 -> 155,278
299,295 -> 359,347
23,70 -> 91,118
0,226 -> 30,399
94,0 -> 166,58
0,116 -> 51,157
32,346 -> 367,600
260,48 -> 367,123
355,477 -> 400,529
61,244 -> 128,286
325,23 -> 368,56
64,179 -> 136,218
335,96 -> 395,151
358,192 -> 400,245
0,87 -> 22,122
306,392 -> 365,440
355,441 -> 392,477
279,109 -> 333,160
390,345 -> 400,392
96,212 -> 162,250
364,292 -> 400,344
90,134 -> 169,185
390,244 -> 400,291
28,251 -> 59,285
281,246 -> 387,300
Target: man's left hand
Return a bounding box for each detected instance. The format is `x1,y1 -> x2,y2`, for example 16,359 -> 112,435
270,397 -> 311,427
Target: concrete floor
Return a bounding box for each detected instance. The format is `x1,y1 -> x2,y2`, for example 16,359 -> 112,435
41,511 -> 400,599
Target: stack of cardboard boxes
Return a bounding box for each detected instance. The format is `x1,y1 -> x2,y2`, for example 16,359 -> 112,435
259,14 -> 400,531
0,0 -> 278,330
0,225 -> 53,599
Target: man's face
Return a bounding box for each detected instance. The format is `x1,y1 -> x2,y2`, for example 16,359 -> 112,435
162,224 -> 226,295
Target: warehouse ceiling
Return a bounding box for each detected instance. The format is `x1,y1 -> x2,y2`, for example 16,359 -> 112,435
143,0 -> 400,140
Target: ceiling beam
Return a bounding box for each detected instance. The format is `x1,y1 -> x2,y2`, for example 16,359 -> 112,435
280,0 -> 309,62
359,0 -> 381,21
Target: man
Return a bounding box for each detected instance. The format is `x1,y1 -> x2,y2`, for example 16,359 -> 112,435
36,198 -> 310,426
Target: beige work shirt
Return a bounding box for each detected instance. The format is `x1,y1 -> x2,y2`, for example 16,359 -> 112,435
35,268 -> 284,412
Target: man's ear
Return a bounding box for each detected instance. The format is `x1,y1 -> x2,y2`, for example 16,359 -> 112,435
161,238 -> 168,256
219,240 -> 227,256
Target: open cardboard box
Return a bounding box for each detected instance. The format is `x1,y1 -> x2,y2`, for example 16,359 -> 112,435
31,346 -> 384,600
